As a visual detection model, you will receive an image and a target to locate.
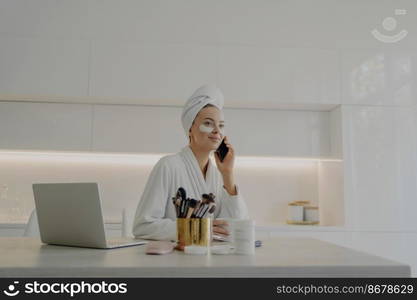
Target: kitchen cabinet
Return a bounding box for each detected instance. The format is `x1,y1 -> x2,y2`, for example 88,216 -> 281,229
91,105 -> 185,153
0,102 -> 92,151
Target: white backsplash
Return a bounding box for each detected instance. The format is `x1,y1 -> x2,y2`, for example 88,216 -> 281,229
0,152 -> 337,226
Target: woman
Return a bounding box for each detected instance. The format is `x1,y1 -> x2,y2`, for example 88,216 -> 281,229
132,84 -> 248,241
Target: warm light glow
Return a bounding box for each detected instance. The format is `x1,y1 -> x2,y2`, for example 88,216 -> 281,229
235,155 -> 341,168
0,149 -> 342,167
0,149 -> 163,165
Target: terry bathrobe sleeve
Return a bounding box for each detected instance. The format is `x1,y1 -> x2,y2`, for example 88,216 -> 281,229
132,158 -> 176,241
216,184 -> 249,219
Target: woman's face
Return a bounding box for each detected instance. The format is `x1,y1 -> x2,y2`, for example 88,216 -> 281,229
189,106 -> 225,151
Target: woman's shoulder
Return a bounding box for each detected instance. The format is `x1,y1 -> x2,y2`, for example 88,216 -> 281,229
155,152 -> 182,169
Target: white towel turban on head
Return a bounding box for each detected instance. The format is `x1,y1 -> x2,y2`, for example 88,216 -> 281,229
181,84 -> 224,136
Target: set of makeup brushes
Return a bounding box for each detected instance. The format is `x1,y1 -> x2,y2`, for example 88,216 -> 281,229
172,187 -> 216,218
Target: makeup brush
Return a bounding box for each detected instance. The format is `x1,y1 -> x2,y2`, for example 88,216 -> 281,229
202,193 -> 214,203
191,200 -> 202,218
172,192 -> 182,217
202,194 -> 210,202
175,187 -> 187,217
183,198 -> 192,218
199,204 -> 209,218
196,193 -> 216,217
201,203 -> 215,218
172,197 -> 179,217
202,204 -> 216,218
208,204 -> 216,215
197,204 -> 209,218
177,187 -> 186,201
180,198 -> 188,218
186,199 -> 198,218
193,202 -> 205,218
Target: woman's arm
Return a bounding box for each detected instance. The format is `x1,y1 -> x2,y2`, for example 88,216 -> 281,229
222,172 -> 237,196
217,183 -> 249,219
214,136 -> 249,219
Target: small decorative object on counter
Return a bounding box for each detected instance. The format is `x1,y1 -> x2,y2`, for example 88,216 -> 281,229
304,205 -> 319,223
286,201 -> 319,225
173,187 -> 216,251
145,241 -> 175,255
233,219 -> 255,255
210,244 -> 232,255
287,202 -> 304,222
293,200 -> 310,205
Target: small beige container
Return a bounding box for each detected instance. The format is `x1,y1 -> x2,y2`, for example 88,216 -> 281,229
304,205 -> 319,223
287,201 -> 319,225
287,203 -> 304,222
292,201 -> 310,205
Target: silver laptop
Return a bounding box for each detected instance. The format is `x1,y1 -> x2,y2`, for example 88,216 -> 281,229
32,182 -> 147,249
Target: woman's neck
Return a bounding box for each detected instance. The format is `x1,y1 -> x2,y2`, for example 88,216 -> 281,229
189,144 -> 210,177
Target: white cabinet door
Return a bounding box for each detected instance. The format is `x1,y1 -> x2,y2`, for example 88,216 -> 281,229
0,37 -> 89,97
342,105 -> 417,231
92,105 -> 332,157
218,46 -> 340,106
341,49 -> 417,106
92,105 -> 185,153
0,102 -> 92,151
0,102 -> 333,157
89,41 -> 217,103
224,108 -> 331,157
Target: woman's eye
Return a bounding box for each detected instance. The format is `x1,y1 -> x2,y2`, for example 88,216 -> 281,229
203,120 -> 224,129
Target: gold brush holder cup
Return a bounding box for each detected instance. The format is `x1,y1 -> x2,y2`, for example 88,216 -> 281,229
176,218 -> 212,251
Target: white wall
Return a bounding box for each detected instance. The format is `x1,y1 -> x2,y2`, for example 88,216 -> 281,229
0,0 -> 416,275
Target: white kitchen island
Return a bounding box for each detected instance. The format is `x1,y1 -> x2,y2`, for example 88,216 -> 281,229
0,237 -> 410,277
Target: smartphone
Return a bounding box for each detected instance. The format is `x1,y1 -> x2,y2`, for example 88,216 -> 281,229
215,138 -> 229,162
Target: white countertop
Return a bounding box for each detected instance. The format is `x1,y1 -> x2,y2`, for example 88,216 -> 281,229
0,237 -> 410,277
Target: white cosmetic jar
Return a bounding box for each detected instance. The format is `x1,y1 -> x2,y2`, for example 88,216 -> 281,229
287,203 -> 304,222
233,219 -> 255,255
304,206 -> 319,223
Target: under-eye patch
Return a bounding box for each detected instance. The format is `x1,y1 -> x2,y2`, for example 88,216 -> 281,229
199,124 -> 214,133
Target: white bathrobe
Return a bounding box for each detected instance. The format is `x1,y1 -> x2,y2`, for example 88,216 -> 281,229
132,145 -> 249,240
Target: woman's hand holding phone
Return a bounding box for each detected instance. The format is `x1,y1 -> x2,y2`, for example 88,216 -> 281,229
215,136 -> 237,195
214,136 -> 234,176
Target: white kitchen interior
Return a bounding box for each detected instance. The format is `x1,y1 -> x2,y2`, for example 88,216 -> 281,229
0,0 -> 416,276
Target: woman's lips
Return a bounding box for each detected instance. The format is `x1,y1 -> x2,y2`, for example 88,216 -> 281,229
209,137 -> 220,142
